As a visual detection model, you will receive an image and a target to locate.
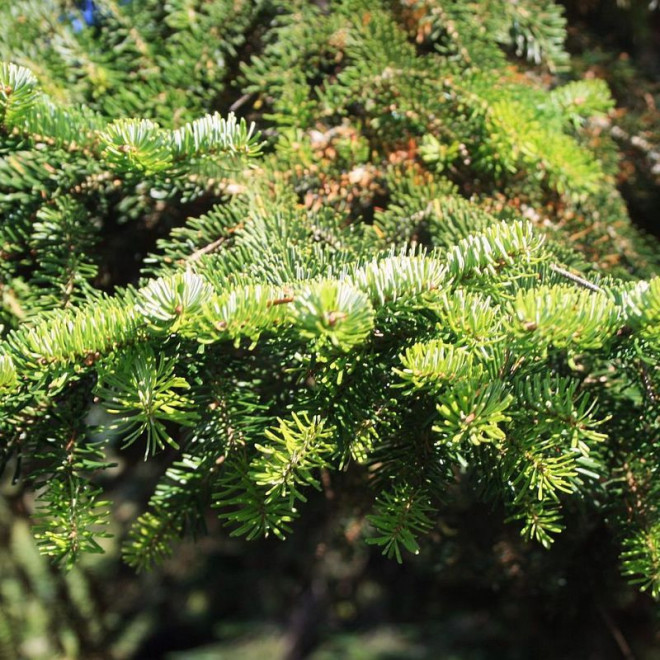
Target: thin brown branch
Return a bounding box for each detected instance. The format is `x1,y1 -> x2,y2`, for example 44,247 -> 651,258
186,235 -> 229,262
550,263 -> 603,293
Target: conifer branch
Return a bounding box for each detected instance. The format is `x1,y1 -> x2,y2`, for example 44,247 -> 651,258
0,0 -> 658,606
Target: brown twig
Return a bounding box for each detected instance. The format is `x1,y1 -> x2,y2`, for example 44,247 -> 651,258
550,263 -> 603,293
597,603 -> 635,660
186,236 -> 229,262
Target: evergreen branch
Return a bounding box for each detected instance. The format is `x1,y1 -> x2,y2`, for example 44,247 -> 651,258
366,484 -> 435,563
0,0 -> 658,606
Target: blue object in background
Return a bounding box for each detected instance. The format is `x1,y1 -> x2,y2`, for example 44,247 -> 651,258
70,0 -> 96,33
65,0 -> 132,33
81,0 -> 96,25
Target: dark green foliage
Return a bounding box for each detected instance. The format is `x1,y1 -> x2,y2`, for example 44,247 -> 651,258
0,0 -> 659,620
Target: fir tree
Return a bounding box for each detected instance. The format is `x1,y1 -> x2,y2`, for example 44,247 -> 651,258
0,0 -> 658,608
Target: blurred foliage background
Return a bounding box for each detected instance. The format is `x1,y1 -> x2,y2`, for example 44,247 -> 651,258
3,464 -> 660,659
0,0 -> 659,658
564,0 -> 660,242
